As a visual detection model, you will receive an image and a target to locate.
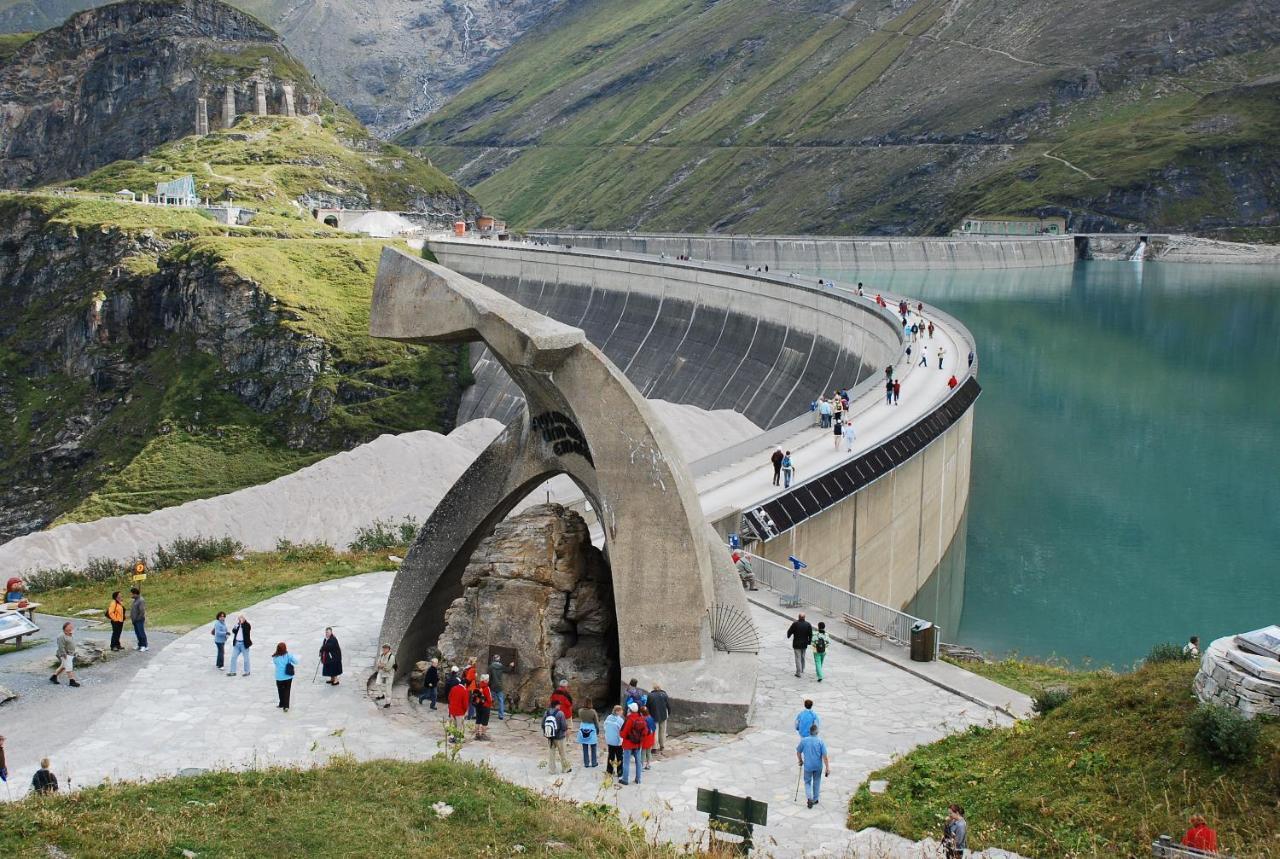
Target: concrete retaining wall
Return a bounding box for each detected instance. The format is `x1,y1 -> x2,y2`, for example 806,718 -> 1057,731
529,231 -> 1076,270
428,241 -> 903,429
758,409 -> 973,612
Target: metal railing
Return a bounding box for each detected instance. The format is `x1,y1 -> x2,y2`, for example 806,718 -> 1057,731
744,552 -> 938,657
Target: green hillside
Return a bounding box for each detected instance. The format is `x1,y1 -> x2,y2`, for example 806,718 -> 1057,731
0,114 -> 472,537
402,0 -> 1280,235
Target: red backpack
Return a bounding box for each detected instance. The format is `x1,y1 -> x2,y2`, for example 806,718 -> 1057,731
625,716 -> 647,745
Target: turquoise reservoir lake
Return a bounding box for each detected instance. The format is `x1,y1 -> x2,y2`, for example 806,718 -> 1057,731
814,261 -> 1280,666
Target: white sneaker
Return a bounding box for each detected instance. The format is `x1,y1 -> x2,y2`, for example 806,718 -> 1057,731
139,647 -> 148,652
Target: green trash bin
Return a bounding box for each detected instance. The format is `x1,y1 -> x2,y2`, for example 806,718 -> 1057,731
910,621 -> 937,662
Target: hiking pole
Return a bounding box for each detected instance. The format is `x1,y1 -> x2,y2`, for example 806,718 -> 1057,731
311,660 -> 321,684
794,763 -> 802,803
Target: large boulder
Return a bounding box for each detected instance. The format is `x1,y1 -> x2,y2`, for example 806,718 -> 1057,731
435,504 -> 617,712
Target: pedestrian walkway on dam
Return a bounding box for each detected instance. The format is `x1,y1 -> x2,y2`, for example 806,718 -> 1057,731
11,571 -> 1024,857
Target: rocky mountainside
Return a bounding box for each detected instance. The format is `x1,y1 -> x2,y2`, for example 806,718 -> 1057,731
0,0 -> 330,188
0,107 -> 476,542
402,0 -> 1280,236
0,0 -> 555,137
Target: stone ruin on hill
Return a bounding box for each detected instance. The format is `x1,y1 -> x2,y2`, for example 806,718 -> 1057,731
434,503 -> 618,711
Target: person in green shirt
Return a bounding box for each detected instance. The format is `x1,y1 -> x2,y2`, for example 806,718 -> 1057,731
812,622 -> 830,683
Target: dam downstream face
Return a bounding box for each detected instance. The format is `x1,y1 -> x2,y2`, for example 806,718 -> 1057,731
811,261 -> 1280,666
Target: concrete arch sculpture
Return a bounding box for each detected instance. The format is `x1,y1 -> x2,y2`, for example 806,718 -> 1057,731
371,248 -> 756,730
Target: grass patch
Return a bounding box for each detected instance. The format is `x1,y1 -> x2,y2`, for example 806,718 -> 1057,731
0,757 -> 668,858
29,546 -> 397,632
942,655 -> 1110,697
849,661 -> 1280,858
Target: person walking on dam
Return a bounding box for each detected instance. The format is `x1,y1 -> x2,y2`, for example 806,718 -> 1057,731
885,377 -> 894,405
130,587 -> 148,651
937,346 -> 945,369
892,379 -> 901,405
795,698 -> 820,737
842,420 -> 856,452
787,613 -> 814,677
771,448 -> 784,486
781,451 -> 795,488
812,622 -> 831,682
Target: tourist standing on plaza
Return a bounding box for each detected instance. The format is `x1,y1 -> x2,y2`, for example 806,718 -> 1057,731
489,653 -> 513,720
771,448 -> 784,485
272,642 -> 299,712
818,398 -> 832,429
419,658 -> 440,708
619,703 -> 650,785
833,412 -> 844,450
625,678 -> 648,709
782,451 -> 796,488
919,350 -> 928,368
905,344 -> 912,364
50,622 -> 80,688
319,627 -> 342,686
842,420 -> 856,452
892,379 -> 901,405
550,679 -> 574,722
106,591 -> 125,651
604,704 -> 625,775
472,675 -> 494,740
130,587 -> 148,651
796,724 -> 830,808
734,551 -> 757,590
210,612 -> 228,670
373,643 -> 395,708
576,698 -> 599,767
795,699 -> 820,736
463,656 -> 478,719
31,758 -> 58,795
648,683 -> 671,753
543,700 -> 572,774
832,391 -> 844,425
937,346 -> 945,369
447,675 -> 469,740
227,614 -> 251,676
444,665 -> 462,696
812,623 -> 831,682
927,321 -> 935,339
641,706 -> 657,769
885,377 -> 894,405
943,804 -> 968,858
786,613 -> 814,677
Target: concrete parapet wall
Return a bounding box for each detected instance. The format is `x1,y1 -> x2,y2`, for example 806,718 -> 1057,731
428,240 -> 903,429
759,408 -> 973,613
530,231 -> 1076,270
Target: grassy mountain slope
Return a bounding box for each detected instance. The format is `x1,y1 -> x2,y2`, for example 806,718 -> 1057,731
402,0 -> 1280,235
0,114 -> 472,538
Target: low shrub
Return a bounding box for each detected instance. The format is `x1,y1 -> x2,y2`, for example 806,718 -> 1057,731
1188,703 -> 1260,764
275,538 -> 336,562
1031,687 -> 1071,715
348,516 -> 419,552
153,535 -> 243,570
1146,642 -> 1194,664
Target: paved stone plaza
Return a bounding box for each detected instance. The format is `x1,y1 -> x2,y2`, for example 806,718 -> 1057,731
9,571 -> 1024,856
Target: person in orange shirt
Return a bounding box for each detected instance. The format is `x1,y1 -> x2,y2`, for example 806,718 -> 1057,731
1182,814 -> 1218,854
463,656 -> 478,719
106,591 -> 126,651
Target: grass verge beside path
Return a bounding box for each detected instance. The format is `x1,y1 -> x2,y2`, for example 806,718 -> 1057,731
0,757 -> 669,858
32,548 -> 398,632
849,661 -> 1280,858
942,655 -> 1111,697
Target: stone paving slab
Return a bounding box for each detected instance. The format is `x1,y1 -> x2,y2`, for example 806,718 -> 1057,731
12,571 -> 1025,857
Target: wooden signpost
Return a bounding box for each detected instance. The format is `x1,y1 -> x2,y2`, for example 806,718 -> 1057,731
697,787 -> 767,854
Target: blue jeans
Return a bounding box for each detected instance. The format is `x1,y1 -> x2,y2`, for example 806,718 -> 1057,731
620,748 -> 643,783
804,768 -> 823,802
496,690 -> 506,720
133,620 -> 148,649
214,640 -> 225,668
418,686 -> 437,708
783,469 -> 793,488
229,642 -> 250,674
581,743 -> 598,767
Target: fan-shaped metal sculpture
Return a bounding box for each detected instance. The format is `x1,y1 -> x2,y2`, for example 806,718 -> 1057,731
709,605 -> 761,654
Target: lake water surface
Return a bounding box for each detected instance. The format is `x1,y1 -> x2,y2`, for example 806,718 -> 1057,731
813,261 -> 1280,666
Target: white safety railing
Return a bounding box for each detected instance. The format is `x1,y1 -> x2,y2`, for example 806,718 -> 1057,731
744,551 -> 939,658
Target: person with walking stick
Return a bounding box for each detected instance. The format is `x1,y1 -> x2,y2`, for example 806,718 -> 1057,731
319,627 -> 343,686
796,724 -> 830,809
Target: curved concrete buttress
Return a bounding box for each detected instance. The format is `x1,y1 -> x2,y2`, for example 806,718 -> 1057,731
371,248 -> 757,729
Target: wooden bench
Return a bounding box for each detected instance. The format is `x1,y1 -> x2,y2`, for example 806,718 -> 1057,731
842,613 -> 888,649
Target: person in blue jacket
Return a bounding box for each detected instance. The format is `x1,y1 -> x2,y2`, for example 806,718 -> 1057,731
795,698 -> 820,737
210,612 -> 228,670
603,704 -> 625,776
272,642 -> 300,712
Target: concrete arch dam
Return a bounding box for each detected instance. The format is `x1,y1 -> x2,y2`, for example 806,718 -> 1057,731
434,241 -> 902,429
427,240 -> 979,620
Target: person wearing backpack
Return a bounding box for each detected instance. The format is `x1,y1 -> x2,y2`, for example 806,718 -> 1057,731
271,642 -> 299,713
542,700 -> 572,774
603,704 -> 625,775
812,622 -> 831,682
576,699 -> 599,768
619,702 -> 650,785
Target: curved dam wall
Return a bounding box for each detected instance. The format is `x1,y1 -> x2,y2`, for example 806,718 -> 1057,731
428,240 -> 979,624
529,231 -> 1076,270
428,241 -> 903,429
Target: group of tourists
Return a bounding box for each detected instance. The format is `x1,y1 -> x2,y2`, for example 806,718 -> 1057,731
209,608 -> 343,713
785,612 -> 832,681
541,678 -> 670,786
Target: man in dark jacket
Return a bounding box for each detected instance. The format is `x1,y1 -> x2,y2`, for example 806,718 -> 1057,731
129,587 -> 148,651
31,757 -> 58,794
419,658 -> 440,709
786,613 -> 814,678
770,448 -> 784,485
647,683 -> 671,753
